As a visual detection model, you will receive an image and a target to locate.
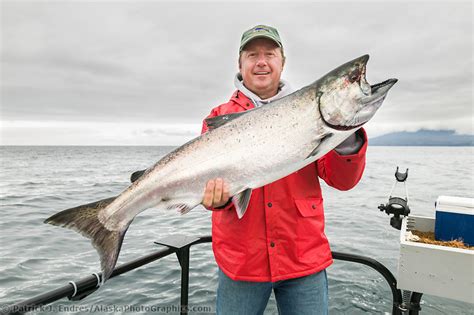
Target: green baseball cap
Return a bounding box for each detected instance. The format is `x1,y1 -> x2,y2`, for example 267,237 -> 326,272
239,25 -> 282,52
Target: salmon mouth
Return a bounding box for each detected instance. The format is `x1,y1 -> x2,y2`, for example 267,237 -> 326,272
371,78 -> 398,94
320,78 -> 398,131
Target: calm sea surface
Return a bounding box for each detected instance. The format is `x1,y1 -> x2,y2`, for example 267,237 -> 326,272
0,146 -> 472,314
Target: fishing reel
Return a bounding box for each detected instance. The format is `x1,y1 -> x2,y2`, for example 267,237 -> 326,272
378,167 -> 411,230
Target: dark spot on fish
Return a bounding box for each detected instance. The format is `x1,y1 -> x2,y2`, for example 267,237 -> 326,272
161,197 -> 170,202
349,69 -> 361,83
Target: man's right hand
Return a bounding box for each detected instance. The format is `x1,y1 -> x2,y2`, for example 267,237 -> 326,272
202,178 -> 230,210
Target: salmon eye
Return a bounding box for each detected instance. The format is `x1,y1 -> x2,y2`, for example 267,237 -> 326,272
349,69 -> 360,83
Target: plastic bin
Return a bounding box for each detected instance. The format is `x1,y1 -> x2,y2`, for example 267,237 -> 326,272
435,196 -> 474,246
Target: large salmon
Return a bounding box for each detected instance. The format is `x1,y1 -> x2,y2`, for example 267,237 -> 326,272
45,55 -> 397,283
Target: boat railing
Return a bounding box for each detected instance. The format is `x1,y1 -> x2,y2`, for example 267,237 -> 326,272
1,235 -> 422,315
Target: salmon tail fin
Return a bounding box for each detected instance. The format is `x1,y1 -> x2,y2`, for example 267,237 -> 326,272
44,196 -> 128,284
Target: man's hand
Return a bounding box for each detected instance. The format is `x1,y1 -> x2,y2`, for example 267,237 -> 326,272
202,178 -> 230,210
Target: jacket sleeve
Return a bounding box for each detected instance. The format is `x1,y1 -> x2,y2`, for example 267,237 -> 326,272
201,107 -> 235,212
316,128 -> 368,191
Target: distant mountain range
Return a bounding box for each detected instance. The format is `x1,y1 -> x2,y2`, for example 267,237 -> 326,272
370,129 -> 473,146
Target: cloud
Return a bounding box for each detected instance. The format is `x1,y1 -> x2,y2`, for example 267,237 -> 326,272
0,120 -> 201,145
1,1 -> 472,145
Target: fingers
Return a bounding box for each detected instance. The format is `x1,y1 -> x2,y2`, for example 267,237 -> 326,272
213,178 -> 224,205
202,178 -> 230,210
222,182 -> 230,205
202,180 -> 216,209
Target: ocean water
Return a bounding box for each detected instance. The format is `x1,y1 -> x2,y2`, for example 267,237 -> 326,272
0,146 -> 472,315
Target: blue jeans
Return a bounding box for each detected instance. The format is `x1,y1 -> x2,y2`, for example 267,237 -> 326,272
216,269 -> 328,315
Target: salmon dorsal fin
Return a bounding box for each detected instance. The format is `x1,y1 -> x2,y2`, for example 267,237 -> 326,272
130,169 -> 146,183
204,111 -> 249,130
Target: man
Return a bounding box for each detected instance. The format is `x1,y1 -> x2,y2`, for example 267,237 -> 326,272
201,25 -> 367,315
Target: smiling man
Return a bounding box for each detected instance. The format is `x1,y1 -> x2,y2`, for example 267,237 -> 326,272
201,25 -> 367,315
238,38 -> 284,99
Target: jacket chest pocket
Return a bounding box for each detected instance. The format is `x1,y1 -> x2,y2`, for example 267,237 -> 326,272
294,198 -> 324,218
294,198 -> 326,262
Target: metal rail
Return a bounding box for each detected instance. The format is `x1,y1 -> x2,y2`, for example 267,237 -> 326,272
331,251 -> 403,314
2,235 -> 416,315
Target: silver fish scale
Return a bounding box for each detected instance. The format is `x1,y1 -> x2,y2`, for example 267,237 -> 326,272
45,55 -> 397,283
102,85 -> 342,229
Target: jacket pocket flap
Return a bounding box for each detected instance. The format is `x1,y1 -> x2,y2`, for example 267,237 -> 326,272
294,198 -> 323,217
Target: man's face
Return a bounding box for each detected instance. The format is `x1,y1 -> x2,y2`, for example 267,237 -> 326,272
239,38 -> 284,99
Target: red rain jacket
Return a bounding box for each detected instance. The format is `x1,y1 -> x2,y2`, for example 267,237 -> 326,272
201,91 -> 367,282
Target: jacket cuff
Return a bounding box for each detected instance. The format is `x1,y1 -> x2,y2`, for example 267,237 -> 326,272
334,129 -> 366,156
206,199 -> 234,212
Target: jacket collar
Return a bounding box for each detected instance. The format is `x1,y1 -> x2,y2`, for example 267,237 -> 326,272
230,90 -> 255,110
233,73 -> 293,108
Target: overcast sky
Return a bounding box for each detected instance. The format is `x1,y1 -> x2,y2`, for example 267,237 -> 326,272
1,1 -> 472,145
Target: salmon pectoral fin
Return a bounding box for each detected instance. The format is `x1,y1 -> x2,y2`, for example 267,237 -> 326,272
167,202 -> 195,215
232,188 -> 252,219
44,196 -> 129,284
306,133 -> 334,159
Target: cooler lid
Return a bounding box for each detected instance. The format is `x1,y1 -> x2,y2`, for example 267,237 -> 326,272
436,196 -> 474,214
